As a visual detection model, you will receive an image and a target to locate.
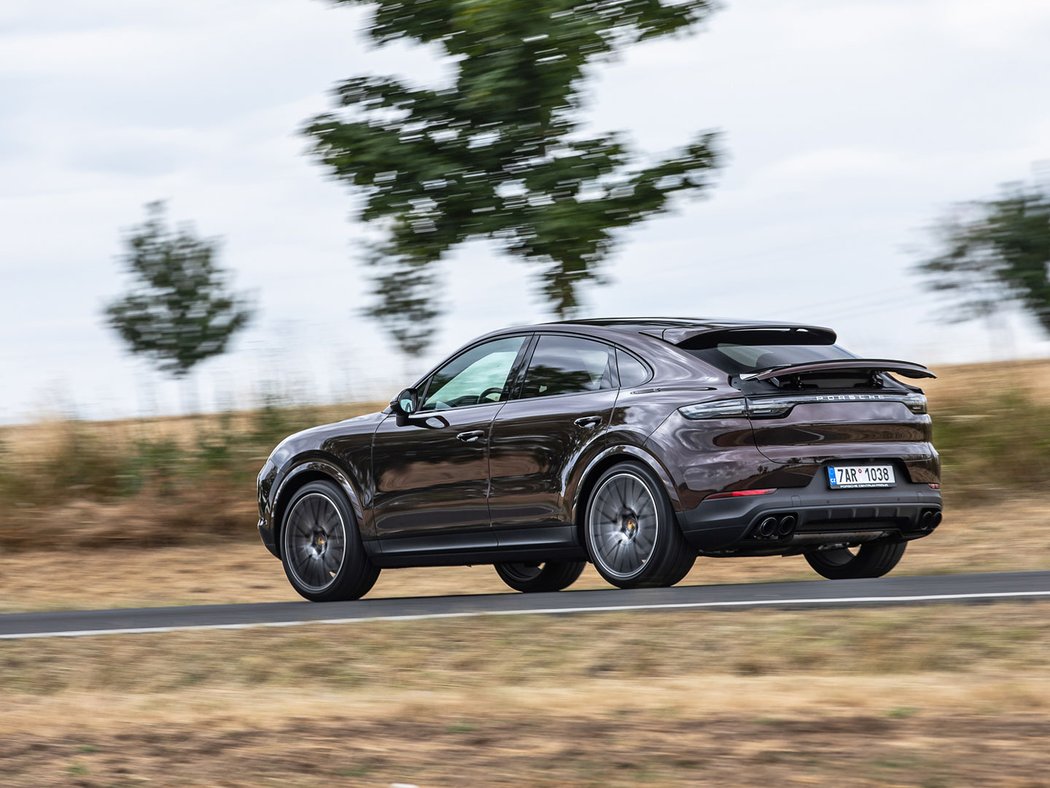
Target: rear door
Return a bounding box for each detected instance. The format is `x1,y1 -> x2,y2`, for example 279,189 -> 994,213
488,334 -> 619,537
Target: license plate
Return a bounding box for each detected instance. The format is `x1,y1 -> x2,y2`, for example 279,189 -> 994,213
827,465 -> 895,489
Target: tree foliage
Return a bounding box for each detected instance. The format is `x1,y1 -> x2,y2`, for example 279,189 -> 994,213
358,243 -> 442,358
305,0 -> 721,354
104,202 -> 254,378
917,180 -> 1050,335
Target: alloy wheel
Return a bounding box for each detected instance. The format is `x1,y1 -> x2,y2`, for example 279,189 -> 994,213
587,472 -> 659,580
284,492 -> 347,592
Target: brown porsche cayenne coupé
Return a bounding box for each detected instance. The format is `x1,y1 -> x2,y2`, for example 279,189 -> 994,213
257,319 -> 942,601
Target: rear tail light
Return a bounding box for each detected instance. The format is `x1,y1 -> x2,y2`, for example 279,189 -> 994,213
903,393 -> 928,414
678,399 -> 749,420
679,392 -> 929,419
678,398 -> 792,420
746,398 -> 794,417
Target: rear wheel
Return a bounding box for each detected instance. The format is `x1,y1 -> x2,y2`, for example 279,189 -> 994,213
280,480 -> 380,601
494,561 -> 586,593
804,540 -> 906,580
584,461 -> 695,589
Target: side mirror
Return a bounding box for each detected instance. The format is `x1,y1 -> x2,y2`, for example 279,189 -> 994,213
390,387 -> 419,418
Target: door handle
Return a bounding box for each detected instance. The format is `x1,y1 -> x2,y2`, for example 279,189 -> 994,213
574,416 -> 602,429
456,430 -> 485,443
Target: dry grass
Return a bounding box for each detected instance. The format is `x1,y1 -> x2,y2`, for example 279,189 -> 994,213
5,710 -> 1048,786
1,604 -> 1048,785
1,484 -> 256,552
922,357 -> 1050,406
0,403 -> 382,551
0,402 -> 383,459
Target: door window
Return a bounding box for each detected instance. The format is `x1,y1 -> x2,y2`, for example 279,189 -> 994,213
616,348 -> 651,388
520,335 -> 616,399
421,336 -> 526,410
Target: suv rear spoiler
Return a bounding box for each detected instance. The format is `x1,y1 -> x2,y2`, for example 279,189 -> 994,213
738,358 -> 936,381
650,324 -> 838,348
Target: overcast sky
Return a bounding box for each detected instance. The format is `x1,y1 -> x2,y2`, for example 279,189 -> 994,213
2,0 -> 1049,423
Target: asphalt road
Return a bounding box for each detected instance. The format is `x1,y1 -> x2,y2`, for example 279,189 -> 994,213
2,570 -> 1048,640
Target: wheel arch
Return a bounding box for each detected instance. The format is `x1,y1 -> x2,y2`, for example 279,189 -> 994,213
570,445 -> 680,539
271,460 -> 366,557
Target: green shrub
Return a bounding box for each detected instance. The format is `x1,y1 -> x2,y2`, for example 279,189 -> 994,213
932,391 -> 1050,499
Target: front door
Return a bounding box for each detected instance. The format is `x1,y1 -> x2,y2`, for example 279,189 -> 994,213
371,335 -> 529,547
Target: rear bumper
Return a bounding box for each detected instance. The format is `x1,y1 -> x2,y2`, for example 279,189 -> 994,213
676,475 -> 943,554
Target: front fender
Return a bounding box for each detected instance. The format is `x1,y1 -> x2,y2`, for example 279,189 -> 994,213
272,457 -> 369,542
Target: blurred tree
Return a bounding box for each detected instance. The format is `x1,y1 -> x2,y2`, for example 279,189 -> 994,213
359,242 -> 441,358
305,0 -> 721,354
104,202 -> 254,385
917,180 -> 1050,335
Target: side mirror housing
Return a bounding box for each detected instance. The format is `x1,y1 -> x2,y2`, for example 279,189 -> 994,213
390,387 -> 420,418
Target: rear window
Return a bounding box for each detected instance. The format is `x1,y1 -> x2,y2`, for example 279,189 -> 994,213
689,343 -> 854,375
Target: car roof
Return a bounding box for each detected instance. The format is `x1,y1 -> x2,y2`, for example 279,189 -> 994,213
488,317 -> 836,346
543,317 -> 811,331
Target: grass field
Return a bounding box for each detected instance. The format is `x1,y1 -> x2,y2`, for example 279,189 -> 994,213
920,357 -> 1050,405
1,603 -> 1048,785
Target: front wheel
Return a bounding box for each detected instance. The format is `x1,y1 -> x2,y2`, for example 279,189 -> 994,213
804,540 -> 906,580
280,480 -> 380,601
584,461 -> 696,589
494,561 -> 586,593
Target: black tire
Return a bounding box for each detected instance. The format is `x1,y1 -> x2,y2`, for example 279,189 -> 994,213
280,480 -> 380,601
583,461 -> 696,589
804,540 -> 907,580
494,560 -> 586,593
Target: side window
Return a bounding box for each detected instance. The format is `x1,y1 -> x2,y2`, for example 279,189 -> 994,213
422,336 -> 526,410
616,349 -> 651,388
520,335 -> 616,399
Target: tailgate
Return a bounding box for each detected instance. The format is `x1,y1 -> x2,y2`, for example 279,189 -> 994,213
746,392 -> 934,467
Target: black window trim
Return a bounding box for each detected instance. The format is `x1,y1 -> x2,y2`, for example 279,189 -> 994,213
406,330 -> 655,411
506,333 -> 539,401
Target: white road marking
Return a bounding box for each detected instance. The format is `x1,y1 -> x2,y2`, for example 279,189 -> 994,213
1,589 -> 1048,641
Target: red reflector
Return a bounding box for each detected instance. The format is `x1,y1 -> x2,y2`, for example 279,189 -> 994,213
928,483 -> 941,489
706,488 -> 777,500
